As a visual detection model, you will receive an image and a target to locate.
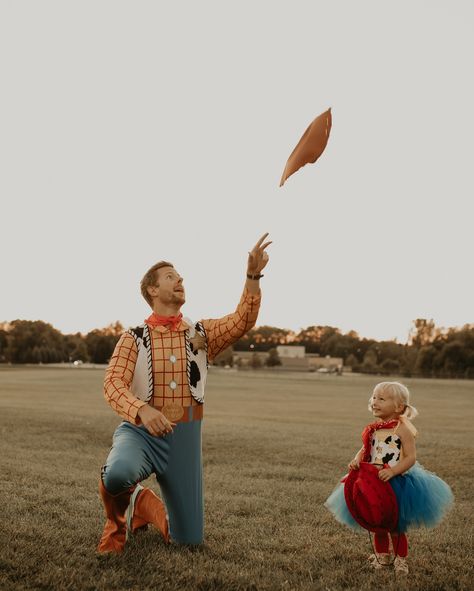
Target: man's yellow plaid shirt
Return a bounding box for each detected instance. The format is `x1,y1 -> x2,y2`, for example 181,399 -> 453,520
104,288 -> 261,423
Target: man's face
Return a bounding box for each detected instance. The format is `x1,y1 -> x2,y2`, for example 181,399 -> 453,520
149,266 -> 185,307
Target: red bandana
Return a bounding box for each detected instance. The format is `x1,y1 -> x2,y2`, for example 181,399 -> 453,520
361,418 -> 399,462
145,312 -> 183,332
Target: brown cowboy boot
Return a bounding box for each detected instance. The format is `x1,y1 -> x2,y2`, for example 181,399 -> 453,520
97,479 -> 134,554
128,485 -> 170,543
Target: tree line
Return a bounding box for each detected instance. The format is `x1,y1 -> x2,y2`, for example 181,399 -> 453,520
0,318 -> 473,379
234,319 -> 474,379
0,320 -> 124,366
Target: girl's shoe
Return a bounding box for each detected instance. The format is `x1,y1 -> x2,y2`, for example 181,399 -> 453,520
368,553 -> 391,569
394,556 -> 409,574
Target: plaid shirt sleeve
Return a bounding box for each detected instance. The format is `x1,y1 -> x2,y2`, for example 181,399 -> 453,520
103,332 -> 148,424
201,287 -> 261,361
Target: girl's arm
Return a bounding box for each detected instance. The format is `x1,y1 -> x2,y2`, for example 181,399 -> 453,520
348,446 -> 365,470
378,423 -> 416,481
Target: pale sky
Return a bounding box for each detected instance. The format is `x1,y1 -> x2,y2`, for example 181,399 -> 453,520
1,1 -> 473,343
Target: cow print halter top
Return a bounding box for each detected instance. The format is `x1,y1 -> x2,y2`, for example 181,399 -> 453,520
369,428 -> 403,467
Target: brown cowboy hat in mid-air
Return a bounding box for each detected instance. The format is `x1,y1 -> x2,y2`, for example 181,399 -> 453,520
279,108 -> 332,186
344,462 -> 399,533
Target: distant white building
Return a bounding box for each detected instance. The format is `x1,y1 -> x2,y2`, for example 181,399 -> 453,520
232,345 -> 344,373
276,345 -> 306,358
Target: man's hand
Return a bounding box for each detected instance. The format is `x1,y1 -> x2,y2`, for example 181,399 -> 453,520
247,232 -> 272,275
137,404 -> 176,437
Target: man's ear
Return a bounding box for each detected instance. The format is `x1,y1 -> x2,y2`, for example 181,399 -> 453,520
147,285 -> 159,299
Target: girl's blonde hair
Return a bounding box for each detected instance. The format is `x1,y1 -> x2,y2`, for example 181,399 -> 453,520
368,381 -> 419,419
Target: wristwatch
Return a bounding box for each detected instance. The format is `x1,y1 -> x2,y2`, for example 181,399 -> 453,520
247,273 -> 264,280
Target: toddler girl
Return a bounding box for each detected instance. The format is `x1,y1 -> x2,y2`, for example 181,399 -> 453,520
325,381 -> 454,574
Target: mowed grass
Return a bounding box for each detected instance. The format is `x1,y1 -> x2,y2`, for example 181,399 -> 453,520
0,367 -> 473,591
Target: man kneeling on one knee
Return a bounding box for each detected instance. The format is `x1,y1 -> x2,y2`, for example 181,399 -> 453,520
97,233 -> 271,552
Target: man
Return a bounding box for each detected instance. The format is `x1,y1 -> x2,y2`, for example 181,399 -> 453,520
97,233 -> 271,553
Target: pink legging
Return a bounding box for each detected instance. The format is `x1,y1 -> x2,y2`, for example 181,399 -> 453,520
374,532 -> 408,557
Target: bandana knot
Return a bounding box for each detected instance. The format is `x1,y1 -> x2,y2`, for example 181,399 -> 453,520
145,312 -> 183,332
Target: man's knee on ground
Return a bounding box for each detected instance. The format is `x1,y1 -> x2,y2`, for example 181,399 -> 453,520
102,458 -> 139,495
171,535 -> 204,546
169,522 -> 204,546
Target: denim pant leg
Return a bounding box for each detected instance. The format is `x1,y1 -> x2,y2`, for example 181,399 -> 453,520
101,422 -> 169,494
101,419 -> 203,545
158,420 -> 203,545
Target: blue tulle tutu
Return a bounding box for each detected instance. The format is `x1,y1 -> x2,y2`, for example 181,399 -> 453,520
324,462 -> 454,533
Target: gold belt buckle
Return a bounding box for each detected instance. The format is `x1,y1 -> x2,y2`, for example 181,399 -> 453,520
161,402 -> 185,422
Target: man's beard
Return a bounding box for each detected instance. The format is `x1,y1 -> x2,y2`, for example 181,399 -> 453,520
172,293 -> 185,305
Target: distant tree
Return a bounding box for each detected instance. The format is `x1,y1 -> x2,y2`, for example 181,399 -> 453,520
250,351 -> 262,369
294,326 -> 339,354
30,346 -> 41,364
415,345 -> 438,377
360,349 -> 378,374
437,341 -> 468,378
400,345 -> 418,377
380,358 -> 400,375
85,323 -> 124,364
365,348 -> 378,364
235,326 -> 295,352
0,329 -> 8,362
265,348 -> 282,367
354,338 -> 378,363
214,346 -> 233,367
320,332 -> 359,360
344,353 -> 358,369
409,319 -> 437,348
5,320 -> 66,363
64,333 -> 90,363
377,341 -> 405,364
465,363 -> 474,380
1,316 -> 472,378
102,321 -> 125,337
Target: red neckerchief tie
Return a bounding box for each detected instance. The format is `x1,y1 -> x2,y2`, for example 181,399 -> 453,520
145,312 -> 183,332
361,418 -> 399,462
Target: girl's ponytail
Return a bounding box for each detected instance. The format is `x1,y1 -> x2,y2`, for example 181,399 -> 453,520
402,403 -> 418,420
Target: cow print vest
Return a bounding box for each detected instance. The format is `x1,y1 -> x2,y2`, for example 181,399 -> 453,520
128,318 -> 208,405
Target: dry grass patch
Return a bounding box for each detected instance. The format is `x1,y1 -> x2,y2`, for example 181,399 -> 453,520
0,367 -> 473,590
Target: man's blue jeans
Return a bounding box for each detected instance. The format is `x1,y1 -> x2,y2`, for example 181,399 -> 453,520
101,413 -> 203,545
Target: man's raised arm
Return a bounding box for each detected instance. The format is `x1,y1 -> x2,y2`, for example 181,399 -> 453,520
202,233 -> 271,360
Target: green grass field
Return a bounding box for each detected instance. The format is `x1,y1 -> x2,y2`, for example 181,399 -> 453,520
0,367 -> 473,591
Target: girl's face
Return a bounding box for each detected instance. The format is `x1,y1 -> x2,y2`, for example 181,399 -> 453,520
370,389 -> 404,421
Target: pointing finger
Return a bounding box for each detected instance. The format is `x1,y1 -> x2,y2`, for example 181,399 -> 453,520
254,233 -> 269,249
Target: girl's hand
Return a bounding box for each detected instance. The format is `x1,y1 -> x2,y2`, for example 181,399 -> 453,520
348,458 -> 360,470
378,467 -> 395,482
